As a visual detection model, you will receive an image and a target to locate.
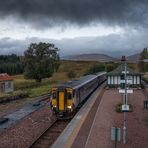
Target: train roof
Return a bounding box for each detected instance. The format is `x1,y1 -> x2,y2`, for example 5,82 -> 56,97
54,72 -> 106,90
68,74 -> 97,89
66,71 -> 106,89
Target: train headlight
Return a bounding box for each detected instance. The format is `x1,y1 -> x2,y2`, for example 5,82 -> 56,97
67,105 -> 72,109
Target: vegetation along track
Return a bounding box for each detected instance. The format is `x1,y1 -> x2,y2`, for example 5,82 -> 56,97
30,119 -> 71,148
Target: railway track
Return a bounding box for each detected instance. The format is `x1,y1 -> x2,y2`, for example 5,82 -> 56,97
29,83 -> 106,148
30,119 -> 71,148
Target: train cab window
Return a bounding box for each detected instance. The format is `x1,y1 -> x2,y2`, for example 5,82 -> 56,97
52,92 -> 56,99
67,92 -> 72,99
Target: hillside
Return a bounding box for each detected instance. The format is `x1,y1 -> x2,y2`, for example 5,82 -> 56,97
62,53 -> 117,62
126,53 -> 140,62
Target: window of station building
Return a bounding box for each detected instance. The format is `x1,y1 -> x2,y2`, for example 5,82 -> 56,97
8,82 -> 11,88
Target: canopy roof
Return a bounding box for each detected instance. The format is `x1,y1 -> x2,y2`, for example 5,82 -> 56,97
107,64 -> 140,76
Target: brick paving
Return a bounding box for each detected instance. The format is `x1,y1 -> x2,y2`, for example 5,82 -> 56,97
72,89 -> 148,148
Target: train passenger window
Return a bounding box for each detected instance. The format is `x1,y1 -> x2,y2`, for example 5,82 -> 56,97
73,91 -> 75,97
52,92 -> 56,99
67,93 -> 72,99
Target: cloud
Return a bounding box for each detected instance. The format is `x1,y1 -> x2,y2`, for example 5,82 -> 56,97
0,28 -> 147,57
0,0 -> 148,29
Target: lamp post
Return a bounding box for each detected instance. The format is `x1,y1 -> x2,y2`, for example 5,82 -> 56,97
123,58 -> 127,144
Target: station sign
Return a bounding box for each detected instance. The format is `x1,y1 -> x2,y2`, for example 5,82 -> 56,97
120,80 -> 132,84
122,105 -> 129,112
119,89 -> 133,94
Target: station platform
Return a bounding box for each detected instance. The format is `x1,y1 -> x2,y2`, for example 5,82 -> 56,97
52,87 -> 148,148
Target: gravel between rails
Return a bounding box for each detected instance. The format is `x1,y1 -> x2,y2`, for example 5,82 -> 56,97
0,95 -> 50,118
0,105 -> 56,148
30,119 -> 70,148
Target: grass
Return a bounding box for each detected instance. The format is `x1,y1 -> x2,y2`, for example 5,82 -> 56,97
11,60 -> 100,98
143,72 -> 148,81
0,90 -> 28,98
10,60 -> 138,98
26,85 -> 51,97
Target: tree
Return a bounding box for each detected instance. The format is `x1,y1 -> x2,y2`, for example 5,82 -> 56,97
0,54 -> 24,75
23,42 -> 60,82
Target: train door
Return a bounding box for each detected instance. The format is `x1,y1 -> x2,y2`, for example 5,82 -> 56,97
58,91 -> 65,111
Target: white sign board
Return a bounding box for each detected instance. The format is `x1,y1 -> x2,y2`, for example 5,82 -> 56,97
122,71 -> 129,74
111,127 -> 120,141
120,80 -> 132,84
122,105 -> 129,111
119,89 -> 133,94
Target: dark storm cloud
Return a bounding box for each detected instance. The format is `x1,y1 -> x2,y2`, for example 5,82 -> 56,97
0,0 -> 148,28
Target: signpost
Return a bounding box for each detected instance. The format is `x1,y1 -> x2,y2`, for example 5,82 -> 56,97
111,127 -> 120,148
119,89 -> 133,94
120,79 -> 132,84
122,105 -> 129,112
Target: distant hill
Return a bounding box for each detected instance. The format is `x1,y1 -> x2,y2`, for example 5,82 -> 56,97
127,53 -> 140,62
62,53 -> 117,62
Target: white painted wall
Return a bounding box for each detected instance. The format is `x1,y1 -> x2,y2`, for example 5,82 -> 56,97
137,76 -> 140,84
114,76 -> 118,84
108,76 -> 110,84
134,76 -> 136,84
111,76 -> 113,84
4,81 -> 14,93
108,75 -> 141,85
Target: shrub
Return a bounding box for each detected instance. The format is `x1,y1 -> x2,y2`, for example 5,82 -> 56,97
115,103 -> 133,113
67,70 -> 76,79
84,64 -> 105,75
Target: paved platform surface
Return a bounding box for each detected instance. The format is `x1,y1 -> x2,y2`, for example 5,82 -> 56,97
71,89 -> 148,148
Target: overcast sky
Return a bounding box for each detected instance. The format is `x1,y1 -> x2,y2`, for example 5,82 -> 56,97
0,0 -> 148,57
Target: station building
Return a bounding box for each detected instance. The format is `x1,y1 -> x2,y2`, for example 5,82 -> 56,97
0,73 -> 14,93
107,64 -> 141,87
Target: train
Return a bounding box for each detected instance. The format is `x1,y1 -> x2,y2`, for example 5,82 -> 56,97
50,72 -> 107,117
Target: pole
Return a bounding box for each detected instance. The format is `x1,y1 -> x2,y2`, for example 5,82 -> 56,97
123,59 -> 127,144
115,127 -> 117,148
